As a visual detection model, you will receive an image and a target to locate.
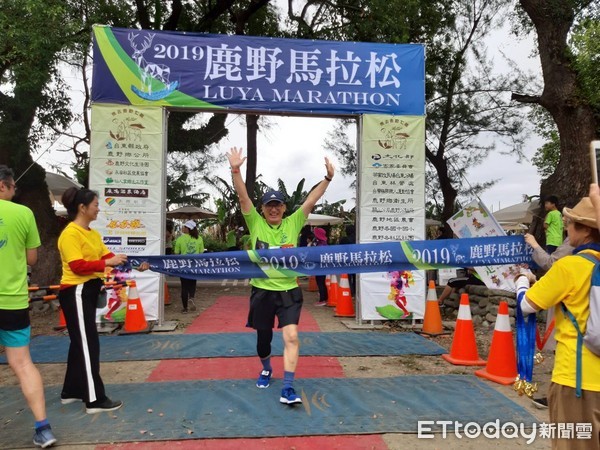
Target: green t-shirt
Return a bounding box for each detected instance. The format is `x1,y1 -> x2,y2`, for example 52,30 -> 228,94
0,200 -> 41,310
243,206 -> 306,291
226,230 -> 237,247
545,209 -> 564,246
174,234 -> 204,255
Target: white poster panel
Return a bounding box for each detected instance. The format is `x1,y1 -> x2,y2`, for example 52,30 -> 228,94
447,199 -> 522,292
358,115 -> 426,320
90,104 -> 165,321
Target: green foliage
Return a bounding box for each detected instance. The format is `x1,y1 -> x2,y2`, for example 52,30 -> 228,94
307,0 -> 527,217
529,107 -> 561,179
201,233 -> 228,253
324,119 -> 357,188
276,178 -> 306,214
571,17 -> 600,113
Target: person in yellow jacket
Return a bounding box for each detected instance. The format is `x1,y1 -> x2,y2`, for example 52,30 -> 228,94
174,220 -> 204,313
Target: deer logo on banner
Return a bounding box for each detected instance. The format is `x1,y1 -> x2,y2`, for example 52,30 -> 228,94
128,32 -> 179,101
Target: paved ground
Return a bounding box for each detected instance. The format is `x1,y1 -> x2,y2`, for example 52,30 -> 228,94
1,279 -> 556,449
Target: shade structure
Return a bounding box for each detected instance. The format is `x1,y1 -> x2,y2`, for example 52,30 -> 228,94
45,172 -> 83,204
306,213 -> 344,226
167,205 -> 217,219
492,201 -> 540,225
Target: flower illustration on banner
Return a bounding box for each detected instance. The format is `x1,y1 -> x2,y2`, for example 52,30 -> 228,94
376,270 -> 414,320
101,265 -> 131,322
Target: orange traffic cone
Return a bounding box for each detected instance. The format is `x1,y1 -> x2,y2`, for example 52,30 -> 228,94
327,274 -> 339,307
475,301 -> 517,384
419,280 -> 449,337
307,276 -> 318,292
120,280 -> 152,334
442,293 -> 486,366
53,307 -> 67,331
325,274 -> 331,293
164,281 -> 171,305
335,274 -> 355,317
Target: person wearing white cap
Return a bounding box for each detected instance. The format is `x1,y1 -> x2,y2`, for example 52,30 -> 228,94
226,146 -> 334,405
174,220 -> 204,313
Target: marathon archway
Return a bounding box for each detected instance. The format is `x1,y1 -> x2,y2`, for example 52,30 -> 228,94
90,25 -> 426,323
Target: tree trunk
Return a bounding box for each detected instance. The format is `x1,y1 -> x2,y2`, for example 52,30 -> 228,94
426,146 -> 458,237
515,0 -> 598,212
0,89 -> 62,286
245,114 -> 259,196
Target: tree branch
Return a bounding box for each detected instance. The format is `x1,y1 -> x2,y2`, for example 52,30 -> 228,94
135,0 -> 151,29
196,0 -> 236,32
234,0 -> 271,35
164,0 -> 183,31
511,92 -> 541,104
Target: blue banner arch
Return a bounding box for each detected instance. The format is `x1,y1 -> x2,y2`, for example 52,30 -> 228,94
92,25 -> 425,115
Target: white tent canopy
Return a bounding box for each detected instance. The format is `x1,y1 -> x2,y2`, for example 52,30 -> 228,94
45,172 -> 82,204
306,213 -> 344,226
492,201 -> 540,225
166,205 -> 217,219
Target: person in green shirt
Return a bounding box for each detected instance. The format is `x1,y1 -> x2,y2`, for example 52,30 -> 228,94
174,220 -> 204,313
544,195 -> 564,254
0,165 -> 57,448
227,146 -> 334,405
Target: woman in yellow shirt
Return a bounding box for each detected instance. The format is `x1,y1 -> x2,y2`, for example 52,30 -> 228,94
57,187 -> 147,414
517,197 -> 600,450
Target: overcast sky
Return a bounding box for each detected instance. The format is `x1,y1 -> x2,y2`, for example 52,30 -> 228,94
37,16 -> 544,216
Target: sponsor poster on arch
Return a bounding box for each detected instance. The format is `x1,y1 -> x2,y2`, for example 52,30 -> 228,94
89,103 -> 165,321
358,115 -> 426,321
91,25 -> 425,116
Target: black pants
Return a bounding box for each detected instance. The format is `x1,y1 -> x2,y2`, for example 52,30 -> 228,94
315,275 -> 328,301
180,277 -> 197,309
58,279 -> 106,405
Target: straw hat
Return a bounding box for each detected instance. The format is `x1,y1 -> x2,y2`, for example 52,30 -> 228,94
562,197 -> 597,228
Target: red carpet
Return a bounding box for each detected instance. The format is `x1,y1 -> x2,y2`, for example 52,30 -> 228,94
151,296 -> 333,381
96,435 -> 387,449
185,295 -> 321,333
147,355 -> 344,381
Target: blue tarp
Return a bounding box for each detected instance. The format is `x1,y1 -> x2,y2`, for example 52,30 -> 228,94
0,375 -> 537,447
0,332 -> 446,364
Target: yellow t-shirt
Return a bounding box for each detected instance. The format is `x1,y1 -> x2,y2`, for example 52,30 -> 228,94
526,250 -> 600,392
58,222 -> 111,285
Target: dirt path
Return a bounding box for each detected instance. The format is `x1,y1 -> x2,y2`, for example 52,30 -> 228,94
1,281 -> 554,449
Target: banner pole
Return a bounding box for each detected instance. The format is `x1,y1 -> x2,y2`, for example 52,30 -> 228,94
356,115 -> 363,326
154,107 -> 177,331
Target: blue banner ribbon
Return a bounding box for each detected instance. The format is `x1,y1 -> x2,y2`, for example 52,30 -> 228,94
129,235 -> 533,280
